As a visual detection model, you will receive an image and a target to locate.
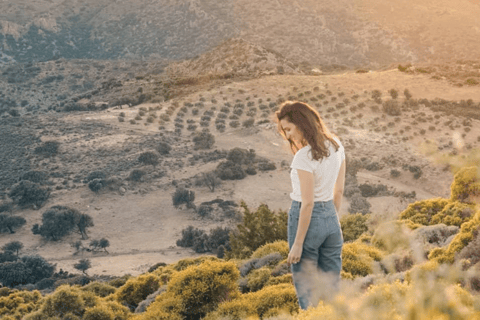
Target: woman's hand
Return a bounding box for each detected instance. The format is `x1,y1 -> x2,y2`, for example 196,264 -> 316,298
287,243 -> 303,266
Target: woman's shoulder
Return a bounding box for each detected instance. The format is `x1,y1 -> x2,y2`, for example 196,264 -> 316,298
326,136 -> 343,149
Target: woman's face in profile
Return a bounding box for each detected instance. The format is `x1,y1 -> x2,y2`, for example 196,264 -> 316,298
280,119 -> 304,147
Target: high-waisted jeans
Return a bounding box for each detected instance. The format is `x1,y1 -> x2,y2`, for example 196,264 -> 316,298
288,199 -> 343,310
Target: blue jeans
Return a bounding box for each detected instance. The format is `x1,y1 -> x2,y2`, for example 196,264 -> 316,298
288,199 -> 343,310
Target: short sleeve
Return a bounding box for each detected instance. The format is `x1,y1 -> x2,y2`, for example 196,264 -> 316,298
290,148 -> 314,173
333,137 -> 345,162
339,144 -> 345,162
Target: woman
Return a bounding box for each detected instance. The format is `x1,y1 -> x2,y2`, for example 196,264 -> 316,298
275,101 -> 346,310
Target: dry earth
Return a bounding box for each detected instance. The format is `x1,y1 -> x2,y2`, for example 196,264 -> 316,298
1,68 -> 480,277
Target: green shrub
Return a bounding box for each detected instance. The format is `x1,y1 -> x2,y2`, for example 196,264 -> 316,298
81,281 -> 117,297
342,241 -> 384,278
390,169 -> 401,178
34,141 -> 59,157
24,285 -> 130,320
250,241 -> 289,259
399,198 -> 450,227
450,166 -> 480,203
171,256 -> 220,272
31,206 -> 92,241
226,201 -> 287,259
0,214 -> 26,234
348,194 -> 371,214
428,208 -> 480,263
128,169 -> 146,181
193,131 -> 215,150
246,267 -> 271,292
0,289 -> 43,319
138,151 -> 160,168
8,180 -> 49,208
115,274 -> 161,311
203,283 -> 298,320
28,285 -> 89,318
340,213 -> 370,242
109,275 -> 132,288
172,187 -> 195,208
20,171 -> 49,185
215,160 -> 246,180
242,118 -> 255,128
430,201 -> 476,226
141,260 -> 240,320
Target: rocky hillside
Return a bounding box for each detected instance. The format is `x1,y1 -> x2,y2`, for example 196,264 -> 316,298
1,0 -> 480,68
0,38 -> 303,115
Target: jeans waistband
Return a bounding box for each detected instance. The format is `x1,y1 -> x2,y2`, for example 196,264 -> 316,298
291,199 -> 333,209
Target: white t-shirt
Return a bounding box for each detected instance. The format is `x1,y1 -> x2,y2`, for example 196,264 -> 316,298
289,136 -> 345,202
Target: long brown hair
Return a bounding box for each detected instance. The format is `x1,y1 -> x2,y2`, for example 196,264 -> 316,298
275,101 -> 340,160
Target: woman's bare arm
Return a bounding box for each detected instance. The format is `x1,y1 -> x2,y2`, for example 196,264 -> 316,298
333,159 -> 346,213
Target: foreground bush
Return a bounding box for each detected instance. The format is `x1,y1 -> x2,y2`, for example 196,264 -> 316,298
226,201 -> 288,259
342,241 -> 384,278
400,196 -> 476,228
0,289 -> 43,319
450,166 -> 480,203
114,274 -> 161,311
24,285 -> 130,320
203,283 -> 298,320
428,207 -> 480,263
137,260 -> 239,320
340,213 -> 370,242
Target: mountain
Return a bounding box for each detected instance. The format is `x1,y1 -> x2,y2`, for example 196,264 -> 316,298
1,0 -> 480,68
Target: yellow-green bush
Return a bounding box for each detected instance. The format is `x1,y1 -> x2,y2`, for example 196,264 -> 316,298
150,265 -> 177,285
0,289 -> 43,320
342,241 -> 384,278
428,208 -> 480,263
81,301 -> 130,320
450,166 -> 480,203
0,287 -> 13,297
130,296 -> 183,320
340,213 -> 370,242
41,285 -> 92,318
114,274 -> 161,311
250,240 -> 289,259
23,285 -> 129,320
83,305 -> 115,320
172,255 -> 220,271
108,275 -> 132,288
204,283 -> 298,320
246,267 -> 271,292
430,201 -> 476,226
138,260 -> 240,320
81,281 -> 116,297
399,198 -> 450,226
266,274 -> 292,287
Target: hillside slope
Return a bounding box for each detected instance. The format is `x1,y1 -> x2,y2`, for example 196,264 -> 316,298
1,0 -> 480,67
